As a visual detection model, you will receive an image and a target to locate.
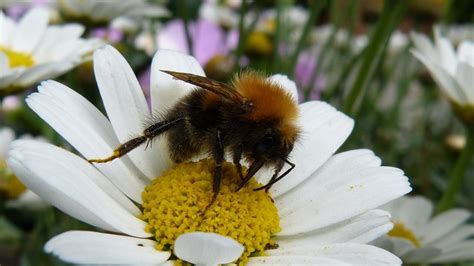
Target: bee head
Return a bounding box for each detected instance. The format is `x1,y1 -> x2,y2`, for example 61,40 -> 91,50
249,123 -> 299,164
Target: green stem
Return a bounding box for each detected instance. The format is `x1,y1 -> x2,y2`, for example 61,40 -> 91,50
436,128 -> 474,213
305,0 -> 357,101
287,0 -> 325,77
233,0 -> 250,71
178,0 -> 193,56
342,0 -> 405,116
271,0 -> 286,73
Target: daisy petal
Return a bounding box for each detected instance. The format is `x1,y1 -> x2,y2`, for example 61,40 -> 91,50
247,256 -> 349,265
277,149 -> 410,235
8,140 -> 150,238
27,81 -> 147,204
395,195 -> 433,234
150,49 -> 205,114
270,101 -> 354,197
45,231 -> 170,264
431,240 -> 474,263
411,50 -> 466,104
94,45 -> 166,179
0,52 -> 8,73
16,62 -> 74,87
0,11 -> 15,45
434,27 -> 457,75
276,209 -> 393,246
174,232 -> 244,265
410,32 -> 438,64
455,61 -> 474,103
267,74 -> 298,103
402,246 -> 441,263
421,209 -> 471,245
0,127 -> 14,157
267,243 -> 401,265
431,225 -> 474,249
10,8 -> 49,53
6,190 -> 47,210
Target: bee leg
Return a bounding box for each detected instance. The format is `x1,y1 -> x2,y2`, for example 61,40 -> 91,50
88,117 -> 185,163
200,129 -> 225,216
236,159 -> 264,191
212,129 -> 224,194
88,136 -> 147,163
254,159 -> 295,192
232,145 -> 244,180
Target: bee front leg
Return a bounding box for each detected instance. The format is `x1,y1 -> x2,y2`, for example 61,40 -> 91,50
232,145 -> 244,180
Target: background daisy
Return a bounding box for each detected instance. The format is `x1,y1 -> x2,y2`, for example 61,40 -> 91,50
0,7 -> 102,94
374,195 -> 474,264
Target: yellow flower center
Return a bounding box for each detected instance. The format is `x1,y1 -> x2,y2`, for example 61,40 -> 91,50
0,45 -> 35,68
387,221 -> 422,248
245,32 -> 273,56
0,160 -> 27,199
140,159 -> 280,264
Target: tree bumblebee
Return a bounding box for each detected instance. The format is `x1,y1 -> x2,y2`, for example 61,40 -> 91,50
89,71 -> 300,194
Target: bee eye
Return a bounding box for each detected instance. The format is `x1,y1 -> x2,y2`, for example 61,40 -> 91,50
262,136 -> 274,146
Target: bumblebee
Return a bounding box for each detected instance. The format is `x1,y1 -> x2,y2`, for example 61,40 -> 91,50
89,71 -> 300,193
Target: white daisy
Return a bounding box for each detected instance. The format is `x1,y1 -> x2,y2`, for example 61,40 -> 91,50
374,195 -> 474,264
8,45 -> 411,264
0,127 -> 47,210
0,7 -> 102,93
411,26 -> 474,108
56,0 -> 169,24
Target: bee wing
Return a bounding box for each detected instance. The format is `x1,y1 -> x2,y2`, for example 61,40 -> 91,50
161,70 -> 248,105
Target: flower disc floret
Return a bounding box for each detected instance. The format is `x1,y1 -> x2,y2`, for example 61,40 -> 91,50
140,159 -> 280,263
0,46 -> 35,68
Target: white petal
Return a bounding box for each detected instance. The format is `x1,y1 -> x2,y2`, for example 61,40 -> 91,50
390,196 -> 433,235
379,236 -> 418,258
94,45 -> 167,179
6,190 -> 48,210
16,62 -> 75,87
0,127 -> 14,157
267,74 -> 298,103
276,150 -> 411,236
45,231 -> 170,264
430,240 -> 474,263
269,101 -> 354,197
33,24 -> 85,60
411,50 -> 466,104
248,256 -> 349,265
150,49 -> 205,114
434,27 -> 457,75
0,52 -> 8,73
458,41 -> 474,66
174,232 -> 244,265
455,61 -> 474,103
267,243 -> 401,265
431,225 -> 474,249
410,31 -> 439,64
420,209 -> 470,245
0,11 -> 16,45
402,246 -> 441,263
0,70 -> 22,89
276,209 -> 393,246
8,140 -> 150,238
10,8 -> 49,53
27,80 -> 147,204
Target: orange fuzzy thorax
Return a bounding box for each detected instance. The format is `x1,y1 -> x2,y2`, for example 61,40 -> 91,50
234,72 -> 300,142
